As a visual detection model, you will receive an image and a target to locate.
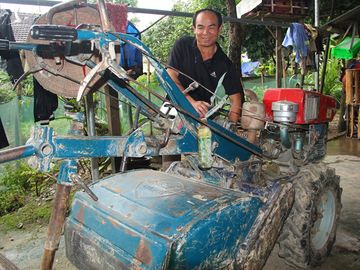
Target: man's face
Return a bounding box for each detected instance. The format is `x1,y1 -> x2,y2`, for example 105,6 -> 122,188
193,11 -> 222,48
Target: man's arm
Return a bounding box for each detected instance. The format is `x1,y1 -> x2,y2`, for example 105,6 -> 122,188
167,68 -> 210,118
228,92 -> 242,122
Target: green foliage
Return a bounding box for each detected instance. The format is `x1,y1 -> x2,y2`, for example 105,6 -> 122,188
243,25 -> 276,62
0,200 -> 53,231
0,70 -> 15,103
0,186 -> 26,216
0,162 -> 57,217
255,59 -> 276,76
20,74 -> 34,97
0,162 -> 32,190
143,2 -> 193,62
321,58 -> 343,102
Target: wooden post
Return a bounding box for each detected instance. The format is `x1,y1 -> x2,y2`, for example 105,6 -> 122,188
350,105 -> 354,137
354,70 -> 360,103
40,184 -> 71,270
345,69 -> 353,104
338,86 -> 347,132
358,106 -> 360,139
275,27 -> 283,88
105,85 -> 122,172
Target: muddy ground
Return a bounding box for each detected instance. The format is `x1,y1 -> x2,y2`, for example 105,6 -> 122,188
0,139 -> 359,270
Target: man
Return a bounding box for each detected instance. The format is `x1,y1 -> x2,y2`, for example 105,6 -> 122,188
167,8 -> 244,122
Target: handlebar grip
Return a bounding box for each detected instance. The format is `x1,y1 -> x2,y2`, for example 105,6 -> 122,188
0,39 -> 9,50
30,25 -> 77,41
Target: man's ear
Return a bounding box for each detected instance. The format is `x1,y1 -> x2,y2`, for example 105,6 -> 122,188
192,25 -> 196,33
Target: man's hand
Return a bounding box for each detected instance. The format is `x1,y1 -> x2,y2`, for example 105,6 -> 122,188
190,99 -> 210,118
228,93 -> 242,122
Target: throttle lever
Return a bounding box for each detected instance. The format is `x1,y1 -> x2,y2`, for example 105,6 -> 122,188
70,174 -> 98,201
31,25 -> 78,41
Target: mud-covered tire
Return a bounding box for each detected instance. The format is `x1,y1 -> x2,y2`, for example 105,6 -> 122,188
278,163 -> 342,268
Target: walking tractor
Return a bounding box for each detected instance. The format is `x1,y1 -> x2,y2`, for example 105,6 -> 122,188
0,1 -> 341,269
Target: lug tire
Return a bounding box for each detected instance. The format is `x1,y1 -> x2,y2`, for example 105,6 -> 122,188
278,163 -> 342,268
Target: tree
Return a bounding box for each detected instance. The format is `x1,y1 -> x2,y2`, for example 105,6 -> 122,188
225,0 -> 243,72
143,1 -> 193,62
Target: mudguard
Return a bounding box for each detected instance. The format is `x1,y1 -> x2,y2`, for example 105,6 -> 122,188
65,170 -> 293,270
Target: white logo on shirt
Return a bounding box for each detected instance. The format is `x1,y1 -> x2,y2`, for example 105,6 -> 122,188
210,71 -> 216,78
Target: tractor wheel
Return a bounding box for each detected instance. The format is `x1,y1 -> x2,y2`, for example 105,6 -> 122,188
278,163 -> 342,268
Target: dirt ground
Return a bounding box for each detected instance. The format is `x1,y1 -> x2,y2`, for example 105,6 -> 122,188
0,140 -> 359,270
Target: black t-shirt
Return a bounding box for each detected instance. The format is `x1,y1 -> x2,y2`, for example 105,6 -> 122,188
168,36 -> 243,103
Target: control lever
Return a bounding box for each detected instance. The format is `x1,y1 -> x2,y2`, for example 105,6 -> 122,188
70,174 -> 98,201
205,95 -> 228,119
183,81 -> 199,94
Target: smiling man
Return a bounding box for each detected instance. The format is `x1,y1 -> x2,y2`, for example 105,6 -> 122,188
167,8 -> 243,122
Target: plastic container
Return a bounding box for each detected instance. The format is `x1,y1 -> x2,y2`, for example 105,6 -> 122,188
198,124 -> 213,170
332,36 -> 360,59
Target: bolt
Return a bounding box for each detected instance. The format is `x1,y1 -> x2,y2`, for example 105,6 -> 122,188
137,143 -> 147,155
41,144 -> 53,156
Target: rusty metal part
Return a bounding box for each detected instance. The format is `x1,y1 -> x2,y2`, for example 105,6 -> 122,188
70,174 -> 98,201
47,0 -> 86,24
159,128 -> 171,148
40,184 -> 72,270
25,5 -> 113,98
97,0 -> 113,31
0,145 -> 35,164
244,89 -> 259,103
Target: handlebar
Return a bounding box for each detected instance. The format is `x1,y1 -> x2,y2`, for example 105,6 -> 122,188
30,25 -> 78,41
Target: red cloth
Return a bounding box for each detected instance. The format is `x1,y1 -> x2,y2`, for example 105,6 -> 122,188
98,3 -> 128,33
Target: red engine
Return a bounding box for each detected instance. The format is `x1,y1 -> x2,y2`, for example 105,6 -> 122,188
263,88 -> 337,124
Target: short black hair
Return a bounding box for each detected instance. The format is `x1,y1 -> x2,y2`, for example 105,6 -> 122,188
192,8 -> 223,27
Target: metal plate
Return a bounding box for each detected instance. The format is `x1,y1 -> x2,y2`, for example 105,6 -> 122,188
25,6 -> 107,98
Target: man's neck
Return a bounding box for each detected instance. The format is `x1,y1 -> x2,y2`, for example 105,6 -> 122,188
197,44 -> 217,61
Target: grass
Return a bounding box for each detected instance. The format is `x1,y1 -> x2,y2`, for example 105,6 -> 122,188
0,199 -> 53,231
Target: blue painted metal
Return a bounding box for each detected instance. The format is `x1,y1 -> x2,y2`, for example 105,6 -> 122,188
8,42 -> 37,51
103,32 -> 261,161
0,127 -> 199,167
0,24 -> 292,269
280,126 -> 291,149
30,125 -> 56,172
65,170 -> 282,269
57,159 -> 78,185
208,119 -> 261,161
295,135 -> 303,152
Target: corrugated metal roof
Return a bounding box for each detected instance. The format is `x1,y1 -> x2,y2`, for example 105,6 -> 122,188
10,11 -> 38,42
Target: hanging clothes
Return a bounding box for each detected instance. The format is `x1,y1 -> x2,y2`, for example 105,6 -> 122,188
282,22 -> 320,72
103,3 -> 128,33
33,78 -> 58,123
0,9 -> 24,83
119,21 -> 143,79
282,23 -> 309,64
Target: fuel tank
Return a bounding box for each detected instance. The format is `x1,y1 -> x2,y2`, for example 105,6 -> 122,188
263,88 -> 337,124
65,170 -> 293,270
